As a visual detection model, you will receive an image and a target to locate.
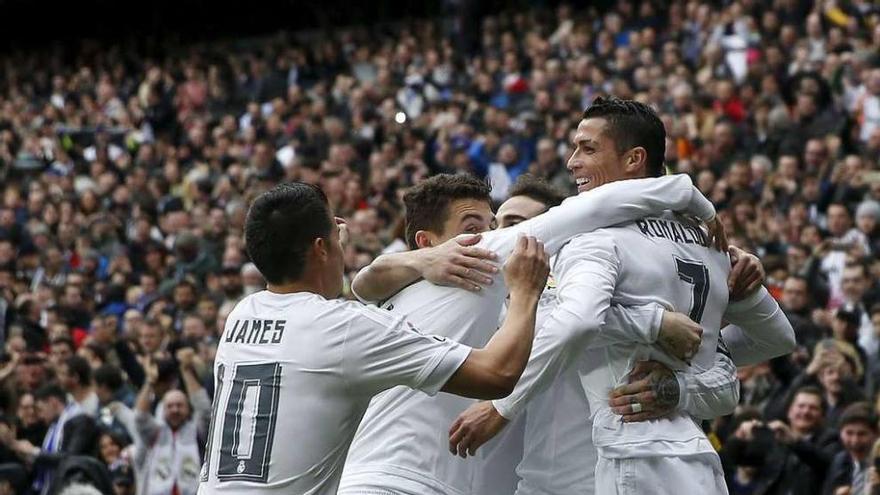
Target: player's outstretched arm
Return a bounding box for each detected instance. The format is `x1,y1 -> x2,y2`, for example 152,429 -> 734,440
351,234 -> 499,303
441,236 -> 548,400
483,174 -> 717,260
722,249 -> 796,365
721,286 -> 796,365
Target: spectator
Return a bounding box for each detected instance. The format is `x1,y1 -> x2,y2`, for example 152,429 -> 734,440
10,384 -> 98,495
15,393 -> 46,447
766,386 -> 840,484
782,275 -> 826,350
823,402 -> 878,495
133,350 -> 208,495
58,356 -> 99,418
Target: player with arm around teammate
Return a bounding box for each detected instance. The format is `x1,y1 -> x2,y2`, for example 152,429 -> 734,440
197,182 -> 551,495
450,97 -> 796,495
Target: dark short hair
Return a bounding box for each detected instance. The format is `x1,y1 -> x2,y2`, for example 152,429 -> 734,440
403,174 -> 491,250
50,337 -> 74,351
245,182 -> 333,284
34,384 -> 66,403
582,96 -> 666,177
63,356 -> 92,386
790,385 -> 825,411
83,342 -> 107,364
837,402 -> 877,431
507,174 -> 565,210
94,364 -> 124,391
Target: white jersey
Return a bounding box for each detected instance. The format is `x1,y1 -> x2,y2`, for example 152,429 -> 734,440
197,291 -> 470,495
341,175 -> 716,494
514,278 -> 595,495
512,283 -> 665,495
561,213 -> 731,459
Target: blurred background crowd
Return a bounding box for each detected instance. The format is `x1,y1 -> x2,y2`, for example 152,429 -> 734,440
0,0 -> 879,493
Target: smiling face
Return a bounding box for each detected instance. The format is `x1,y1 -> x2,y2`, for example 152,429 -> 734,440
567,118 -> 643,193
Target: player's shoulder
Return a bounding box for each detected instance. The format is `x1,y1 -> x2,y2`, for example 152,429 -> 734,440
328,297 -> 404,332
564,228 -> 619,252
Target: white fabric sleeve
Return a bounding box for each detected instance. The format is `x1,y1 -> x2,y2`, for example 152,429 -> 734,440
348,266 -> 375,304
721,287 -> 797,366
480,174 -> 715,260
675,348 -> 740,420
493,232 -> 620,419
603,303 -> 665,344
343,305 -> 472,396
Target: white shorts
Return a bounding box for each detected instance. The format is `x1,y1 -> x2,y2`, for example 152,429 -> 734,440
595,453 -> 728,495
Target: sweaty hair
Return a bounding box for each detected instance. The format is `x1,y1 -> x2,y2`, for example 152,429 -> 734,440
508,174 -> 566,210
245,182 -> 333,284
403,174 -> 491,250
582,96 -> 666,177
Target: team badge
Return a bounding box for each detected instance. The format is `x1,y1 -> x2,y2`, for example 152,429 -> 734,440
545,274 -> 557,289
237,460 -> 246,474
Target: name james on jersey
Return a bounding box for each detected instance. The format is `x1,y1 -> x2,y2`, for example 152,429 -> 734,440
223,319 -> 286,345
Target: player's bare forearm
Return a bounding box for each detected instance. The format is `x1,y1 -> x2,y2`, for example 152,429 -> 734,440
352,235 -> 499,302
443,291 -> 540,399
443,236 -> 548,399
351,251 -> 422,303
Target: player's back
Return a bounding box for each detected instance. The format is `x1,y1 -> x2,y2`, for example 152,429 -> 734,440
341,277 -> 508,495
198,290 -> 469,495
572,212 -> 731,459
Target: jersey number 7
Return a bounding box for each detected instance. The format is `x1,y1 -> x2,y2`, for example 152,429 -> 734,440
674,257 -> 710,323
201,362 -> 282,483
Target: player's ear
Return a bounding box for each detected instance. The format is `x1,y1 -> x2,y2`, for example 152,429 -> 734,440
624,146 -> 647,175
313,237 -> 329,260
414,230 -> 435,249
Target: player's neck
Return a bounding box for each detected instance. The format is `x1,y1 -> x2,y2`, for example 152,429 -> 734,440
267,274 -> 333,299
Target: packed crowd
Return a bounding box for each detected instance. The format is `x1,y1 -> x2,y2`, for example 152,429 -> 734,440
0,0 -> 879,493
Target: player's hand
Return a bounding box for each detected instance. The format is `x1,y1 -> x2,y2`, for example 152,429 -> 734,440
609,360 -> 680,422
503,236 -> 550,296
656,311 -> 702,362
448,401 -> 509,458
421,234 -> 499,292
706,216 -> 728,252
728,245 -> 764,300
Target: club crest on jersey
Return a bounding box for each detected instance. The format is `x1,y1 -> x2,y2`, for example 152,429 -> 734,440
545,274 -> 557,289
237,460 -> 246,474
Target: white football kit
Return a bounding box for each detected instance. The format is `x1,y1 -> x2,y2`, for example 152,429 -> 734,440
339,175 -> 716,495
197,291 -> 471,494
504,287 -> 794,495
490,212 -> 794,495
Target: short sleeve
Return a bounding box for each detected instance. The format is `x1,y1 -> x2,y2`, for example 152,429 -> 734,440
342,305 -> 471,396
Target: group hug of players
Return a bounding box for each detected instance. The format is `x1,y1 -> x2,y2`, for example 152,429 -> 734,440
197,97 -> 795,495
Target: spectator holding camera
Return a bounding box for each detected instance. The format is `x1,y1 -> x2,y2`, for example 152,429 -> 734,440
723,409 -> 822,495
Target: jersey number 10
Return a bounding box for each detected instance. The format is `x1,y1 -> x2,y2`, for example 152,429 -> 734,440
201,362 -> 282,484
